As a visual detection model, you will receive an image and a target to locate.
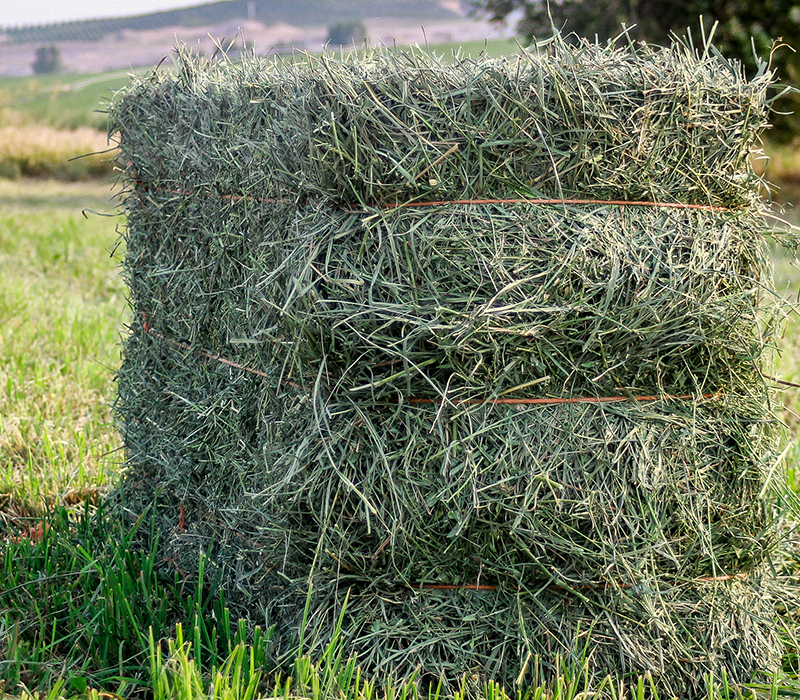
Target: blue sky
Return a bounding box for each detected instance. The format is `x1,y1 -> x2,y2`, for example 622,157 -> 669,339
1,0 -> 210,28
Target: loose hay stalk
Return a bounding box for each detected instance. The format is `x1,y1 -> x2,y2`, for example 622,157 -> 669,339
110,36 -> 796,696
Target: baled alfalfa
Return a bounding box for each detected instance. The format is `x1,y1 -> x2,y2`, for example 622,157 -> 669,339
110,38 -> 792,695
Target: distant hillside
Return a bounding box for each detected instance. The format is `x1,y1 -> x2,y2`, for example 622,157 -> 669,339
4,0 -> 460,43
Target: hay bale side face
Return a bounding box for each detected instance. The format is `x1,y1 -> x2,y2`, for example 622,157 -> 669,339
123,198 -> 774,399
111,39 -> 789,695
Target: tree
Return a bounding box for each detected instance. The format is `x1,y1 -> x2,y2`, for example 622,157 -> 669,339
471,0 -> 800,141
327,21 -> 368,47
31,45 -> 62,75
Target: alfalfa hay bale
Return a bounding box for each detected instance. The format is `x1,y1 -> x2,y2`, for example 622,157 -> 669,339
110,37 -> 793,695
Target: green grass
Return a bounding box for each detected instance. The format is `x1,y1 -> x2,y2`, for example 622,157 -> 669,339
0,180 -> 125,517
405,38 -> 521,59
771,237 -> 800,496
2,504 -> 795,700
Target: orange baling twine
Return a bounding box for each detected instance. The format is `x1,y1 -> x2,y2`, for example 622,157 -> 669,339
132,180 -> 732,214
142,316 -> 270,379
378,197 -> 731,213
413,572 -> 748,593
409,393 -> 716,406
142,314 -> 718,406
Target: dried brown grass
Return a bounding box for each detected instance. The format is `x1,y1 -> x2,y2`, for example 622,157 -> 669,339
0,125 -> 113,180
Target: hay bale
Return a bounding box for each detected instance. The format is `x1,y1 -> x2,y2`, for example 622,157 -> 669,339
110,38 -> 791,695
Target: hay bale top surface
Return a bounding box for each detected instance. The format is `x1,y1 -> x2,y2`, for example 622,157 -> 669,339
110,37 -> 773,207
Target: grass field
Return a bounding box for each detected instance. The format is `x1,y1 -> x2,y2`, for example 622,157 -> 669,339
0,71 -> 143,131
0,72 -> 124,179
0,180 -> 125,519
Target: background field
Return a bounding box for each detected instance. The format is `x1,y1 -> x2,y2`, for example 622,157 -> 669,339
0,0 -> 461,43
0,71 -> 133,130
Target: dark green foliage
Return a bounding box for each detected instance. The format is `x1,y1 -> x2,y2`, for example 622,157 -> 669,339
109,42 -> 794,696
327,21 -> 368,47
471,0 -> 800,141
31,45 -> 61,75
